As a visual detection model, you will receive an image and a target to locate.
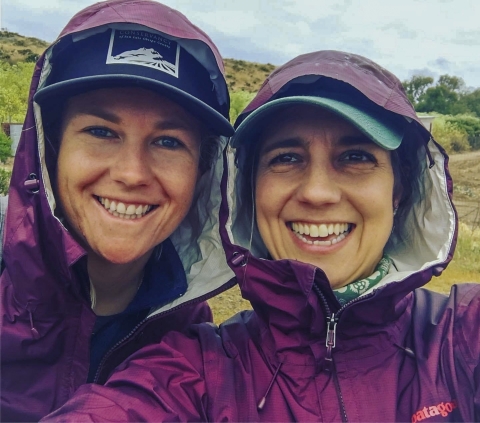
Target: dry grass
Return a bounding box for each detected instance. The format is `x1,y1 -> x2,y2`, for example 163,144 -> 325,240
224,59 -> 275,93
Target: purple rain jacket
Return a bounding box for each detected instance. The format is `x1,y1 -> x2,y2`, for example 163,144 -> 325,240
45,51 -> 479,422
0,1 -> 237,422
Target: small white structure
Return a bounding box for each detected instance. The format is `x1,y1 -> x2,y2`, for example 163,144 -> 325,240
418,115 -> 435,132
1,123 -> 23,156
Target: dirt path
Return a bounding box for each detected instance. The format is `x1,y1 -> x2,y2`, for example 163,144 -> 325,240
449,150 -> 480,163
448,151 -> 480,227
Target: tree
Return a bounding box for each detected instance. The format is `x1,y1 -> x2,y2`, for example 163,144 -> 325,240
417,84 -> 458,115
416,74 -> 466,115
456,89 -> 480,118
438,75 -> 465,92
402,75 -> 433,106
0,62 -> 34,122
229,91 -> 255,124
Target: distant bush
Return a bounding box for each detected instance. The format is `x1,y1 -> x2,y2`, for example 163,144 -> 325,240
0,168 -> 11,195
258,65 -> 273,73
444,114 -> 480,150
229,91 -> 255,124
431,115 -> 470,153
0,132 -> 12,164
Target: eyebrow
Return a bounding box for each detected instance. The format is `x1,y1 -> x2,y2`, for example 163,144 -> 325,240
75,108 -> 194,131
76,108 -> 121,124
260,137 -> 305,155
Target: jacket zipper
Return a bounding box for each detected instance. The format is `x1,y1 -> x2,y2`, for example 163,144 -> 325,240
314,283 -> 377,423
92,277 -> 237,383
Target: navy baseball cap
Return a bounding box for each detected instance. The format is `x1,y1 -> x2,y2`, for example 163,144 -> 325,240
34,28 -> 233,136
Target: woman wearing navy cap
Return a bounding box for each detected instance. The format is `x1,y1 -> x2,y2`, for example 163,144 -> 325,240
0,1 -> 236,421
46,51 -> 479,422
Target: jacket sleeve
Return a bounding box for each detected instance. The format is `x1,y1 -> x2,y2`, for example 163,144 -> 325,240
42,330 -> 210,422
453,283 -> 480,421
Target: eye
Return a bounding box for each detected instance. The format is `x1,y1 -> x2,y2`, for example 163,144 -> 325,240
86,127 -> 116,138
269,152 -> 301,165
154,137 -> 182,149
339,150 -> 377,164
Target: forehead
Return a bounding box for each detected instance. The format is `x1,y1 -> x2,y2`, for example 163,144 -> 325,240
63,86 -> 202,131
260,104 -> 366,147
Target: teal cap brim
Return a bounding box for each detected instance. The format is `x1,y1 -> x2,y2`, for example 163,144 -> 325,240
232,95 -> 406,151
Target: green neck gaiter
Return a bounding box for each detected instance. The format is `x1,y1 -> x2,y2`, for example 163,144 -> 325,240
333,255 -> 391,306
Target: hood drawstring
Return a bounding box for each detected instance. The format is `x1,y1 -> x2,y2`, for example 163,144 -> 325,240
27,308 -> 40,340
394,343 -> 416,358
425,142 -> 435,169
257,361 -> 283,411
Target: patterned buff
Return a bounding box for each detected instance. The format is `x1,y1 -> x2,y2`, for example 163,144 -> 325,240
333,255 -> 391,306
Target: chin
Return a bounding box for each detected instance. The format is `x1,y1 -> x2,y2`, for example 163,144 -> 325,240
95,247 -> 150,265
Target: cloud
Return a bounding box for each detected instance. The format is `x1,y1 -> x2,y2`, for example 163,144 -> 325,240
2,0 -> 480,87
430,57 -> 453,72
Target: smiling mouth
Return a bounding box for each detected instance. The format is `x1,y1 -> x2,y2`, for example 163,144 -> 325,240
290,222 -> 353,246
96,196 -> 156,219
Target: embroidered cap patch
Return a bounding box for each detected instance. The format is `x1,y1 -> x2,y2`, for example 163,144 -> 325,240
106,29 -> 180,78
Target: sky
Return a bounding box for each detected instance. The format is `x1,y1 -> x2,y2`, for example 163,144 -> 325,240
2,0 -> 480,89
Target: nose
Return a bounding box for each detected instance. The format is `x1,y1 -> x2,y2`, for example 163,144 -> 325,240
295,164 -> 342,206
109,141 -> 153,187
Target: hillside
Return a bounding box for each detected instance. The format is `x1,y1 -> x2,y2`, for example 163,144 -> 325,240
0,31 -> 49,64
224,59 -> 275,92
0,31 -> 275,93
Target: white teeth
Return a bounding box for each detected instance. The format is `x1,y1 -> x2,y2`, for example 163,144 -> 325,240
98,197 -> 153,219
318,224 -> 328,237
291,221 -> 351,240
293,230 -> 348,246
125,204 -> 136,215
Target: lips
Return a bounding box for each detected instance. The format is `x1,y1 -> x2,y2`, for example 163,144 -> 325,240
97,196 -> 155,219
290,222 -> 352,246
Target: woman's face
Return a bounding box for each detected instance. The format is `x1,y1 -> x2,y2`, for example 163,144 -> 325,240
57,87 -> 202,264
255,105 -> 395,289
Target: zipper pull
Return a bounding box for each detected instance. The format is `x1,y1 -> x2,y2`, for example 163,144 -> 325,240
324,313 -> 337,372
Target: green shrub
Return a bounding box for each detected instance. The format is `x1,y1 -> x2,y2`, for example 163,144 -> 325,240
431,116 -> 470,153
0,132 -> 12,164
444,114 -> 480,150
229,91 -> 255,124
0,168 -> 11,195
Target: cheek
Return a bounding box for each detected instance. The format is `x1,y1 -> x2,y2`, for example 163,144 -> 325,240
164,167 -> 199,208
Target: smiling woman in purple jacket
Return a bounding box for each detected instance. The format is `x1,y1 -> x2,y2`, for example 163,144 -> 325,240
0,1 -> 237,421
44,51 -> 479,422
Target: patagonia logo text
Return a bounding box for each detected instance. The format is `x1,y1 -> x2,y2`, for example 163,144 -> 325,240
411,400 -> 457,423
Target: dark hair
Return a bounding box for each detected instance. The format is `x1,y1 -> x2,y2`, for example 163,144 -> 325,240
389,122 -> 427,246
